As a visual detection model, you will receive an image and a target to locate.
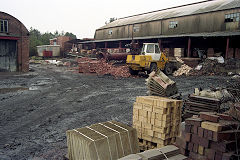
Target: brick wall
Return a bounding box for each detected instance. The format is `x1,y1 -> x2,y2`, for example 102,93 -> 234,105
57,36 -> 72,54
0,12 -> 29,72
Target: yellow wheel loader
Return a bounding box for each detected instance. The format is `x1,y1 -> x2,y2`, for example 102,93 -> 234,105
126,43 -> 174,75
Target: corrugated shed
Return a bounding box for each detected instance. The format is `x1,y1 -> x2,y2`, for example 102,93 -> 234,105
98,0 -> 240,30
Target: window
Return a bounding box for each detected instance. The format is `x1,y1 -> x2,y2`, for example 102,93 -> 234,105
133,26 -> 140,32
225,13 -> 240,22
146,44 -> 154,53
155,45 -> 160,54
108,30 -> 113,35
0,20 -> 8,33
169,21 -> 178,29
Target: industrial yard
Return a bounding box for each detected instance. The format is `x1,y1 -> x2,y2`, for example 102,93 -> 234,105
1,0 -> 240,159
0,63 -> 234,159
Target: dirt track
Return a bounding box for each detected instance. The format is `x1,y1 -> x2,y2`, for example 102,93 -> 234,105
0,64 -> 232,160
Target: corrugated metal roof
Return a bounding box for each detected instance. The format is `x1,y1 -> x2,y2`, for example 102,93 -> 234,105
81,30 -> 240,43
98,0 -> 240,30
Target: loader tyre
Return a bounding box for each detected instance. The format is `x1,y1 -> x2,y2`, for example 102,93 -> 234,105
129,67 -> 139,75
164,63 -> 173,75
149,63 -> 157,73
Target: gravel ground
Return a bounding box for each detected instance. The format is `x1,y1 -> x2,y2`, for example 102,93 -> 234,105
0,64 -> 233,160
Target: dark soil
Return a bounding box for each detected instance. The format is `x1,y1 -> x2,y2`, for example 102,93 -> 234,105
0,64 -> 232,160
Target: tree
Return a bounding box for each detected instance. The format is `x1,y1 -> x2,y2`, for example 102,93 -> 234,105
109,17 -> 117,23
105,17 -> 117,24
65,32 -> 77,39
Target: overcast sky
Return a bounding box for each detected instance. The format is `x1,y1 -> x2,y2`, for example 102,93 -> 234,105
2,0 -> 203,38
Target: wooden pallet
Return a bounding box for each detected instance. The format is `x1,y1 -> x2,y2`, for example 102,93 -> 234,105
138,138 -> 176,151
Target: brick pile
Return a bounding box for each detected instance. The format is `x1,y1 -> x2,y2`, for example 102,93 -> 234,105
132,96 -> 182,151
78,57 -> 131,78
176,112 -> 240,160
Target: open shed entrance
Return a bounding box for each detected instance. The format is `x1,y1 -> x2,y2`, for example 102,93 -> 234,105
0,39 -> 17,72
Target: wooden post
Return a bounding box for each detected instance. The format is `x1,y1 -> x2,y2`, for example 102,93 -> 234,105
225,37 -> 229,59
93,42 -> 96,49
158,39 -> 162,51
187,37 -> 191,57
105,42 -> 108,48
119,41 -> 122,48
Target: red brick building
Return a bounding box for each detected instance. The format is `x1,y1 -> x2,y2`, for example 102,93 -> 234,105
0,11 -> 29,72
50,36 -> 72,55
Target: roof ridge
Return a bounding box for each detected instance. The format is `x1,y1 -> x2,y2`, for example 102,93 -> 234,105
118,0 -> 215,20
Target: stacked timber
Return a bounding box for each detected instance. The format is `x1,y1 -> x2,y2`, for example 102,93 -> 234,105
146,71 -> 178,97
132,96 -> 182,151
119,145 -> 187,160
66,121 -> 139,160
174,48 -> 185,57
183,94 -> 220,119
176,112 -> 240,160
173,64 -> 192,76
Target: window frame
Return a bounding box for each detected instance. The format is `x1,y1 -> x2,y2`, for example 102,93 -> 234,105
108,29 -> 113,35
133,26 -> 140,33
0,19 -> 8,33
155,45 -> 160,54
169,21 -> 178,29
146,44 -> 155,53
225,12 -> 240,22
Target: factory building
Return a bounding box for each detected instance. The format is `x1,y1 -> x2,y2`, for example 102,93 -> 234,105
92,0 -> 240,62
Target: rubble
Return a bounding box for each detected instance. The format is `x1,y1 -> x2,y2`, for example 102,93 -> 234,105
190,58 -> 240,76
173,64 -> 192,76
78,57 -> 131,78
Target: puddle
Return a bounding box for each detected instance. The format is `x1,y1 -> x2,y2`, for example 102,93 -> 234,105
29,86 -> 39,91
0,87 -> 29,93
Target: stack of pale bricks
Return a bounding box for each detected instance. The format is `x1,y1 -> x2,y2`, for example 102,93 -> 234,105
132,96 -> 182,151
176,112 -> 240,160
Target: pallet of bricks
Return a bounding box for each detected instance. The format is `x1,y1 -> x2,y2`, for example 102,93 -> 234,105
176,112 -> 240,160
132,96 -> 182,151
66,121 -> 139,160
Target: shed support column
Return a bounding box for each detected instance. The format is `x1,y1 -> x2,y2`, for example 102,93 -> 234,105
93,42 -> 96,49
225,37 -> 229,59
187,37 -> 191,57
105,42 -> 108,48
119,41 -> 122,48
158,39 -> 162,51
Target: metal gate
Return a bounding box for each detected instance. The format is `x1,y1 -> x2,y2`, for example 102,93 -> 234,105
0,39 -> 17,72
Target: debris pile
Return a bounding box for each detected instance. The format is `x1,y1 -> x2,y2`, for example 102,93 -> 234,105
190,58 -> 240,76
176,112 -> 240,160
184,94 -> 221,119
190,59 -> 222,76
78,57 -> 131,78
183,86 -> 237,119
132,96 -> 182,150
66,121 -> 139,160
119,145 -> 187,160
146,71 -> 178,97
173,64 -> 192,76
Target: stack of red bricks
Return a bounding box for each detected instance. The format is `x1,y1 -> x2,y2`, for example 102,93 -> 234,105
78,57 -> 131,78
176,112 -> 240,160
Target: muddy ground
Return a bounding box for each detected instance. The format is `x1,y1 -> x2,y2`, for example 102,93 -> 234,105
0,64 -> 233,160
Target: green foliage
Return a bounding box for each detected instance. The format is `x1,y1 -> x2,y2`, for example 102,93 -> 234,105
105,17 -> 117,24
29,27 -> 77,56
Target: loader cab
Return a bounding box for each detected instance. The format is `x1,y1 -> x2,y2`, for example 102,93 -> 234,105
141,43 -> 161,61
